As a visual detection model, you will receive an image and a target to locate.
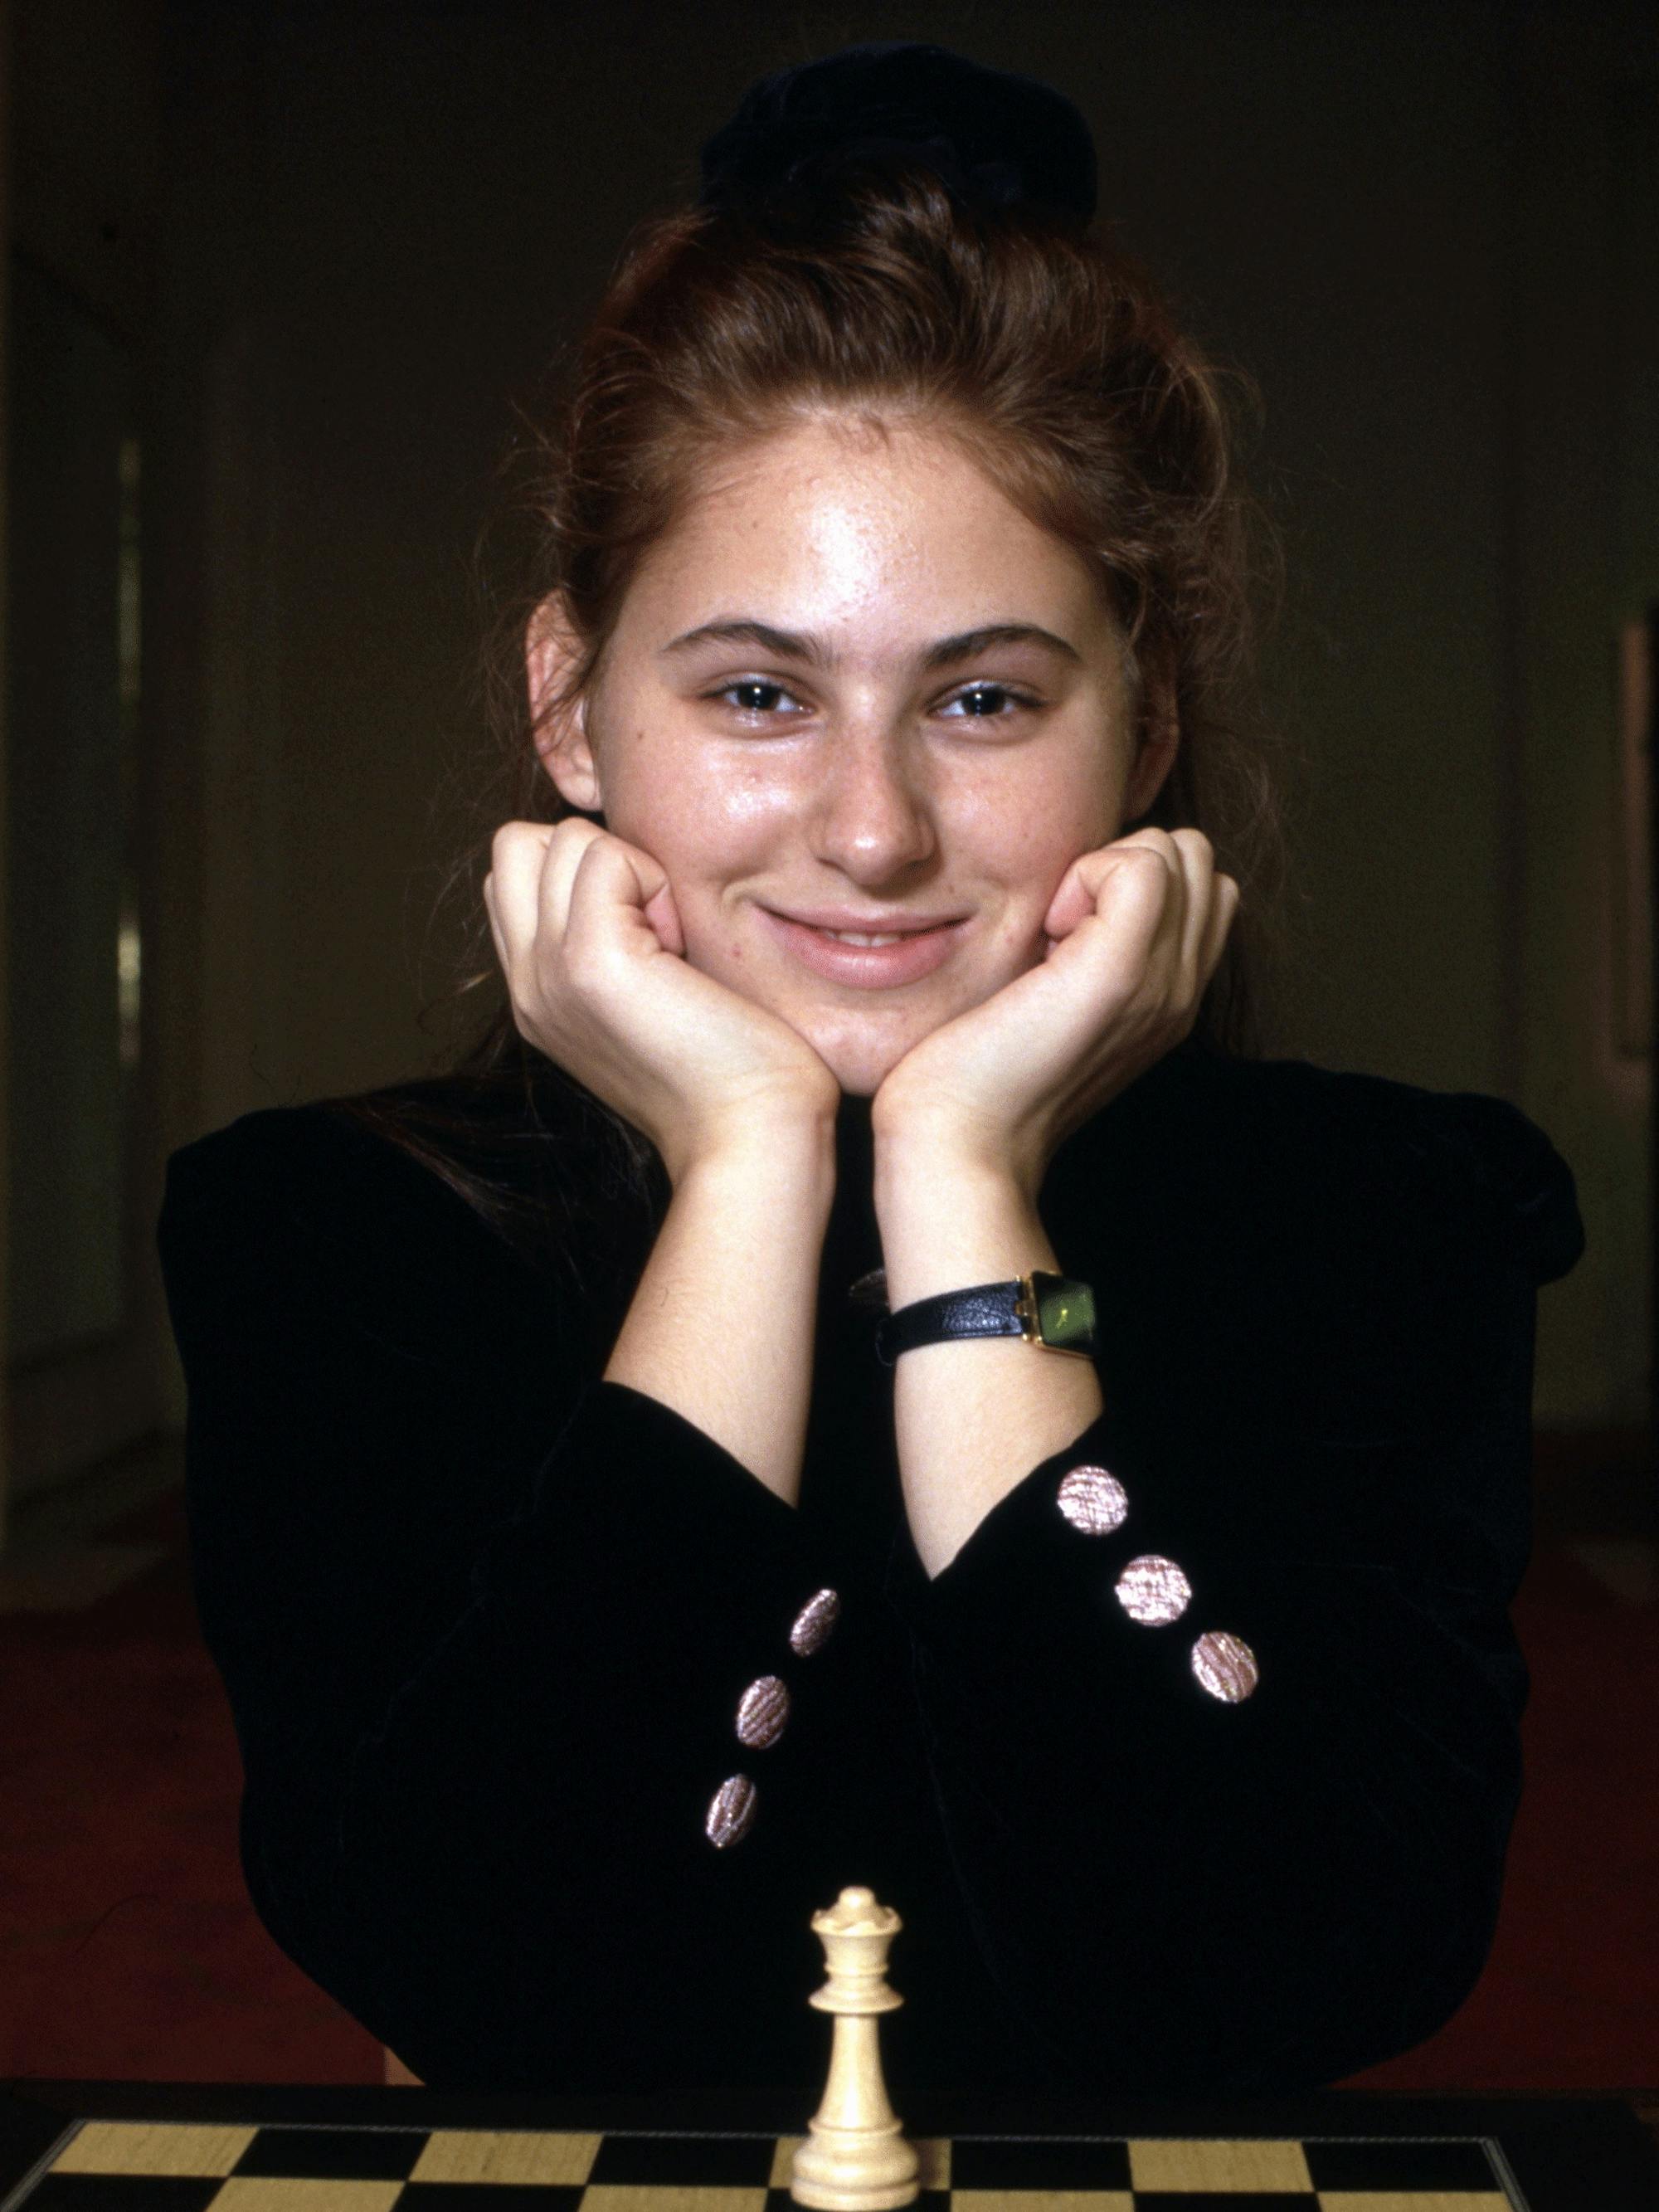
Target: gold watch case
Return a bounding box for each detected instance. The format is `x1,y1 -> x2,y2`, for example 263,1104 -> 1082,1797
1014,1269 -> 1097,1357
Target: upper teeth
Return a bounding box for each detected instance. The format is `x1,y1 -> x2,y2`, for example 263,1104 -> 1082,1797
820,928 -> 907,945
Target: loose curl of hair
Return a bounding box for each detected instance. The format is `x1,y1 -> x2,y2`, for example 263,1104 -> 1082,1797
340,161 -> 1292,1266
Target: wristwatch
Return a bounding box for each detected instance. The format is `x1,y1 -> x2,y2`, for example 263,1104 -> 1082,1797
872,1270 -> 1097,1368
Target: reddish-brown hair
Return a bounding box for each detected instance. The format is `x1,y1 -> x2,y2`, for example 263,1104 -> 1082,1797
342,161 -> 1291,1252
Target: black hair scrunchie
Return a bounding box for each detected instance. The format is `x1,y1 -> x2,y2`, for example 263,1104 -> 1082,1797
698,40 -> 1097,227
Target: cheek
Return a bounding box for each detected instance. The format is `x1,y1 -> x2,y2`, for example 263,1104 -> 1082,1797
951,767 -> 1105,902
1015,749 -> 1121,865
607,740 -> 783,872
646,787 -> 794,972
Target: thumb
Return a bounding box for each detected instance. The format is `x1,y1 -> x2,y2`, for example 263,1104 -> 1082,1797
570,831 -> 686,957
1044,837 -> 1175,941
1043,849 -> 1118,940
641,877 -> 685,957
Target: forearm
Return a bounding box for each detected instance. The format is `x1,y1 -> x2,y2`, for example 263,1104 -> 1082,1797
874,1144 -> 1102,1575
604,1124 -> 837,1505
898,1463 -> 1523,2088
223,1380 -> 836,2089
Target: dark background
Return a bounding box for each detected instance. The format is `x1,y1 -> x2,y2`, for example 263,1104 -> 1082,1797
7,0 -> 1653,1504
0,0 -> 1653,2088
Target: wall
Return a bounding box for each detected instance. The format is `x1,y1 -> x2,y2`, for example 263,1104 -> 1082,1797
3,0 -> 170,1498
1511,11 -> 1654,1430
0,0 -> 11,1536
8,2 -> 1647,1458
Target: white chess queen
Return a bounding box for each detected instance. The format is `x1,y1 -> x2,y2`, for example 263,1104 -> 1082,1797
160,41 -> 1582,2098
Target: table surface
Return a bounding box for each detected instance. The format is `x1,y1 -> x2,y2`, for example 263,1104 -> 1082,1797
2,2081 -> 1659,2211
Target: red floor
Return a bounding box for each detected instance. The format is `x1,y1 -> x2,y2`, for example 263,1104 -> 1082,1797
1,1485 -> 1655,2090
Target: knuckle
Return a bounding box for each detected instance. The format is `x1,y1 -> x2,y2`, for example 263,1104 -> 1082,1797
568,831 -> 620,893
553,815 -> 603,855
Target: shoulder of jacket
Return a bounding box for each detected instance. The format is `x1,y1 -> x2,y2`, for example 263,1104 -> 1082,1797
163,1094 -> 426,1218
1172,1052 -> 1585,1287
156,1087 -> 598,1383
158,1084 -> 546,1274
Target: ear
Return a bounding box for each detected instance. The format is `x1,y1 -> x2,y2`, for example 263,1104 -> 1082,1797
1124,703 -> 1180,822
527,592 -> 602,814
1121,644 -> 1180,823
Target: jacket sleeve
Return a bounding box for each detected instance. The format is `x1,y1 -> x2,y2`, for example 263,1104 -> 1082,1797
883,1077 -> 1586,2093
157,1107 -> 843,2090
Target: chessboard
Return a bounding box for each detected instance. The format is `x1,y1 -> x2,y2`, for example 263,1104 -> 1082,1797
2,2107 -> 1658,2212
0,2088 -> 1654,2212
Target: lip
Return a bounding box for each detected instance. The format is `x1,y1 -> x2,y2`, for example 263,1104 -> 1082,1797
757,906 -> 968,989
770,906 -> 966,933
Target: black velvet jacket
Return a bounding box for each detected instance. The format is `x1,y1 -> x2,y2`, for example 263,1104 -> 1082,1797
156,1040 -> 1585,2098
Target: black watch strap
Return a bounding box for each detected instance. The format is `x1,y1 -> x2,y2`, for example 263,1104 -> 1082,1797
875,1279 -> 1024,1367
873,1271 -> 1097,1367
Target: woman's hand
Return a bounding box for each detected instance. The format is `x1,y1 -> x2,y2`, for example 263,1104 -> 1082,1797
870,827 -> 1240,1199
484,819 -> 840,1186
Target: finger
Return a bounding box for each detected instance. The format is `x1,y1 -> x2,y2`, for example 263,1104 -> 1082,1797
533,816 -> 609,942
482,872 -> 511,977
488,821 -> 557,969
1097,840 -> 1185,959
1168,829 -> 1218,996
1043,861 -> 1097,942
1044,828 -> 1181,941
641,875 -> 685,957
1056,844 -> 1175,989
1197,871 -> 1241,987
561,829 -> 680,963
596,831 -> 686,956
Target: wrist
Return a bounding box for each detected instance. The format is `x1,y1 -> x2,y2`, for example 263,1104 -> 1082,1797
676,1117 -> 837,1211
873,1157 -> 1054,1313
873,1128 -> 1029,1219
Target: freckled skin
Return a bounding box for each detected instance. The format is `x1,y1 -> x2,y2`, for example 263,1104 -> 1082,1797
543,412 -> 1168,1097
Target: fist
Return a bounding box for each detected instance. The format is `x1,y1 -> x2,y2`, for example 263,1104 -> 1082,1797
873,826 -> 1240,1194
484,818 -> 839,1182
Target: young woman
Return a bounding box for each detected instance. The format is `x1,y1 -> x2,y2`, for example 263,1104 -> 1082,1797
158,43 -> 1584,2098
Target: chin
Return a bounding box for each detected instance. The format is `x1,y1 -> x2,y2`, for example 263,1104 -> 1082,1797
830,1056 -> 889,1101
788,1009 -> 927,1100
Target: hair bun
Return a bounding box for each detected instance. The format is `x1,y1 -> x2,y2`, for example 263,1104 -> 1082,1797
698,41 -> 1097,226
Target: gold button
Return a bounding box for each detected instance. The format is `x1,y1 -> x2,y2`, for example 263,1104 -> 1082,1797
1115,1553 -> 1192,1625
789,1588 -> 841,1656
705,1775 -> 758,1847
1056,1463 -> 1129,1535
735,1675 -> 790,1749
1191,1630 -> 1259,1702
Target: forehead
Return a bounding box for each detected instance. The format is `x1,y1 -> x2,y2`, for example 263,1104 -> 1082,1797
624,410 -> 1111,655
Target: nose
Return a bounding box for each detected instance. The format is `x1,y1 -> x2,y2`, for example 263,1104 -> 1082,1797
806,722 -> 938,885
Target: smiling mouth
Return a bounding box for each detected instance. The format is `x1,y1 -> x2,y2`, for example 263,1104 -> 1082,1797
809,926 -> 921,947
765,908 -> 967,937
757,908 -> 968,989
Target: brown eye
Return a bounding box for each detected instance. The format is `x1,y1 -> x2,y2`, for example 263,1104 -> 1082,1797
941,684 -> 1029,719
714,679 -> 800,716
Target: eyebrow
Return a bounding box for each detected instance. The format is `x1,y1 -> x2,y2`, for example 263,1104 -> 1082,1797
659,618 -> 1084,672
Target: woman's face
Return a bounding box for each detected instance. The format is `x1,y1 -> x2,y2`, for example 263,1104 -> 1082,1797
537,411 -> 1175,1096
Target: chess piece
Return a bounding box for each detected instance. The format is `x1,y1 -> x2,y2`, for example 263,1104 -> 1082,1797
790,1887 -> 920,2211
